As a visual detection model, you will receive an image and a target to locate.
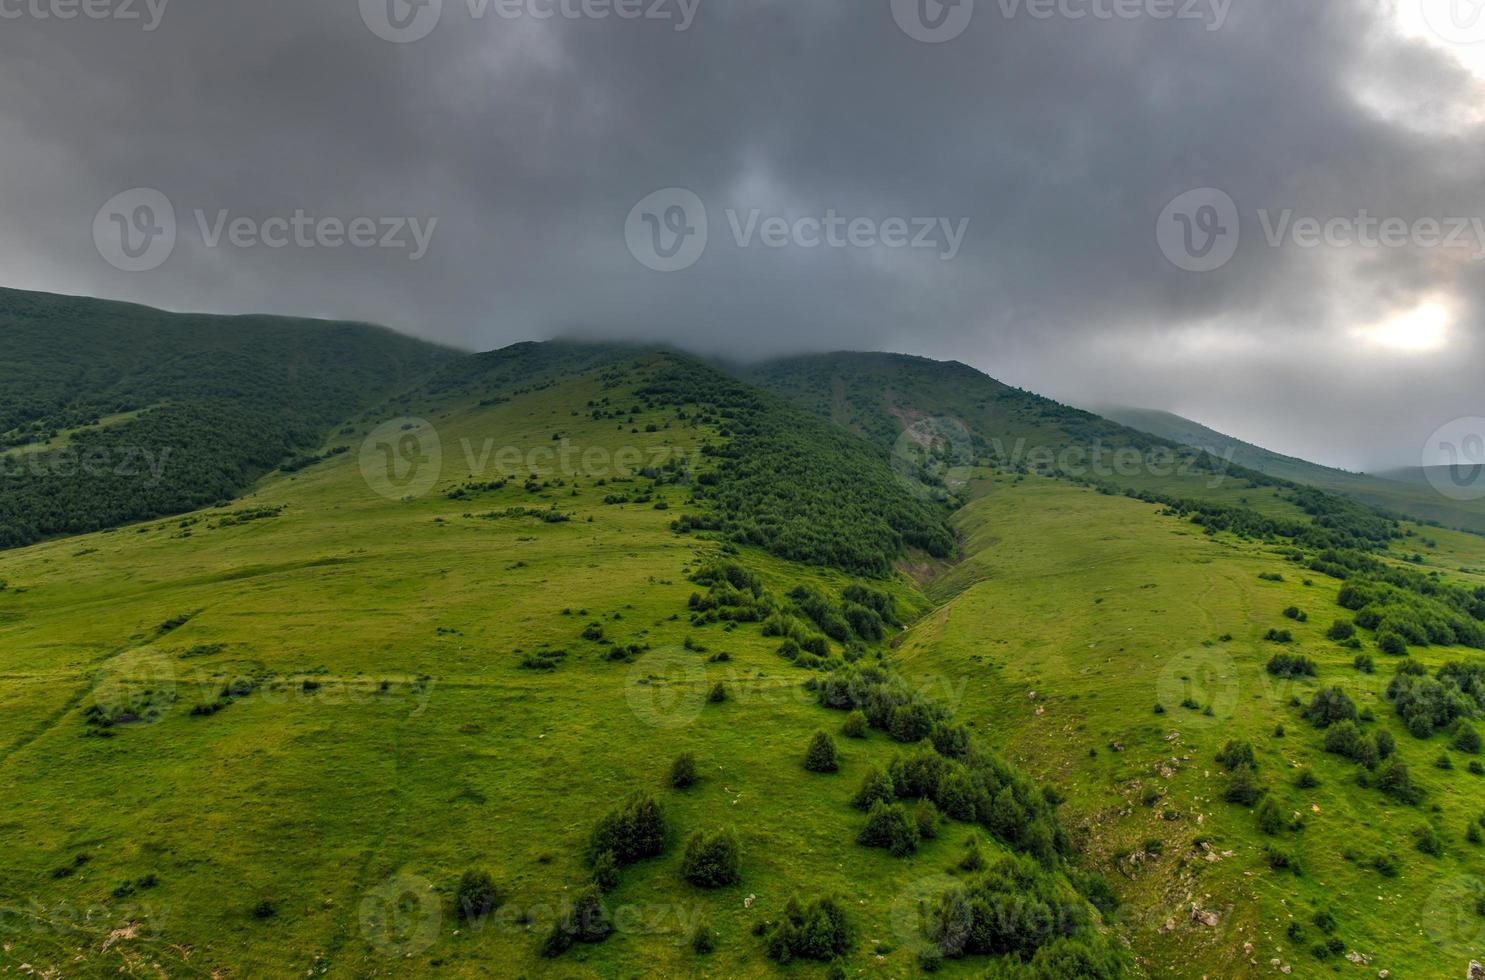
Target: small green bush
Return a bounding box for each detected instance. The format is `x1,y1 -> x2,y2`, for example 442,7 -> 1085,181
681,829 -> 742,888
670,752 -> 698,789
842,710 -> 868,738
804,731 -> 839,773
858,801 -> 920,857
455,870 -> 500,924
852,767 -> 896,811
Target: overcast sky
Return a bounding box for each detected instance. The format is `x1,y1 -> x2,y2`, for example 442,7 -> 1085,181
0,0 -> 1480,471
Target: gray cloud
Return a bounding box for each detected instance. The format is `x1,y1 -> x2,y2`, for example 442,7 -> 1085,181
0,0 -> 1480,471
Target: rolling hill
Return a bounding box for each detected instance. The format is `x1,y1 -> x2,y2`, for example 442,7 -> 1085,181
2,295 -> 1485,978
1097,405 -> 1485,536
0,288 -> 457,549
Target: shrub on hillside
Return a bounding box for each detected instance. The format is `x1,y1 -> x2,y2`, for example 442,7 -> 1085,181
591,850 -> 619,893
1256,799 -> 1285,835
670,752 -> 698,789
1323,721 -> 1379,768
542,886 -> 612,956
681,830 -> 742,888
588,794 -> 666,865
1375,757 -> 1422,804
763,896 -> 852,963
858,801 -> 920,857
1304,688 -> 1358,728
1267,654 -> 1317,679
455,870 -> 500,924
1215,740 -> 1256,771
1328,621 -> 1356,642
888,702 -> 935,743
842,710 -> 869,738
914,799 -> 941,840
852,767 -> 896,811
1379,632 -> 1408,657
1453,722 -> 1483,755
690,920 -> 717,955
804,731 -> 839,773
1223,765 -> 1264,806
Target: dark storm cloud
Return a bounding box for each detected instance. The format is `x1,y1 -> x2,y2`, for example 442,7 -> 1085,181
0,0 -> 1480,470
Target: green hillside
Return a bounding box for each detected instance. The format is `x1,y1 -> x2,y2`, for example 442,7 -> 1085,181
1098,406 -> 1485,536
0,288 -> 456,549
3,319 -> 1485,978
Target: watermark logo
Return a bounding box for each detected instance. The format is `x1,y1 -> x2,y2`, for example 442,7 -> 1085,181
1423,875 -> 1485,958
1155,646 -> 1238,729
1419,0 -> 1485,44
1157,187 -> 1239,273
891,0 -> 975,43
888,873 -> 963,956
94,188 -> 176,273
91,651 -> 176,728
625,646 -> 708,729
359,873 -> 442,958
0,0 -> 170,30
94,189 -> 437,272
892,416 -> 977,497
360,418 -> 443,501
626,188 -> 970,271
360,0 -> 443,42
626,188 -> 708,272
1424,417 -> 1485,502
361,0 -> 698,42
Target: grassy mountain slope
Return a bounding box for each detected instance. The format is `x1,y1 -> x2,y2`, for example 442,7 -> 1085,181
743,352 -> 1416,557
4,325 -> 1485,978
899,472 -> 1485,978
0,343 -> 1120,978
0,288 -> 456,548
1099,406 -> 1485,535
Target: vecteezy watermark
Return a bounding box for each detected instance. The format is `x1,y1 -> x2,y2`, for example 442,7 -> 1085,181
1156,188 -> 1240,273
1418,0 -> 1485,44
0,445 -> 172,481
625,187 -> 970,272
93,188 -> 438,272
1422,874 -> 1485,958
91,651 -> 177,729
0,0 -> 170,30
1155,646 -> 1238,729
456,438 -> 688,481
892,416 -> 977,499
1159,186 -> 1485,272
360,873 -> 442,958
891,0 -> 1229,43
359,0 -> 699,43
891,0 -> 976,42
93,188 -> 176,273
625,646 -> 709,729
360,418 -> 443,501
1423,417 -> 1485,502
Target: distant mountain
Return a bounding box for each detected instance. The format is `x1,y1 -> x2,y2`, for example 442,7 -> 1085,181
1099,405 -> 1485,535
0,287 -> 456,547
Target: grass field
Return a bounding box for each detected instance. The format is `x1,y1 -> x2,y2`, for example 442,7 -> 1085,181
902,474 -> 1485,977
3,354 -> 1484,978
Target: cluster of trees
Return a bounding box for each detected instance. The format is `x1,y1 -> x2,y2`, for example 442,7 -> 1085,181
1387,660 -> 1485,738
686,564 -> 901,670
640,359 -> 956,576
921,854 -> 1126,976
0,289 -> 450,548
1337,579 -> 1485,653
761,896 -> 853,963
1266,654 -> 1317,679
815,666 -> 1070,865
